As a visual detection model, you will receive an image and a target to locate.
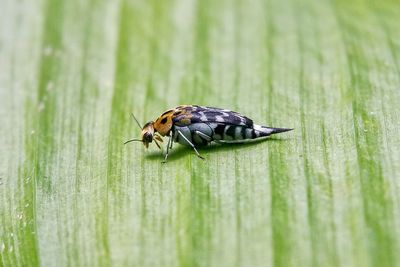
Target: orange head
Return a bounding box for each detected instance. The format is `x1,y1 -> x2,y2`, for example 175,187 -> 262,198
124,115 -> 163,149
140,121 -> 155,148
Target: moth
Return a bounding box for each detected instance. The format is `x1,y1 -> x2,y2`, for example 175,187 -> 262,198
125,105 -> 292,162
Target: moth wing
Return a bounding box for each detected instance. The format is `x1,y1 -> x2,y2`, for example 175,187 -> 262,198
172,106 -> 253,127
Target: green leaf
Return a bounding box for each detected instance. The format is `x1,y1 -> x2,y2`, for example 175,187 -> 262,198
1,0 -> 400,266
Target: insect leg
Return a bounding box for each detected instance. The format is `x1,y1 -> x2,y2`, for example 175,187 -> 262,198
162,134 -> 172,163
177,130 -> 205,160
194,130 -> 212,143
169,133 -> 174,149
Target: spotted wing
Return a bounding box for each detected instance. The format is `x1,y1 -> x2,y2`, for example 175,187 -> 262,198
172,105 -> 253,127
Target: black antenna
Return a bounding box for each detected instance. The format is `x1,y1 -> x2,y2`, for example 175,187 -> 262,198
124,139 -> 143,145
131,113 -> 143,129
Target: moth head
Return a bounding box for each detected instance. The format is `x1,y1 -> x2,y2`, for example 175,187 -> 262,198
140,122 -> 155,148
124,114 -> 163,149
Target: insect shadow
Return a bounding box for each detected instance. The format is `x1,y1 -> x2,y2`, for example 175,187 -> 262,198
146,136 -> 289,162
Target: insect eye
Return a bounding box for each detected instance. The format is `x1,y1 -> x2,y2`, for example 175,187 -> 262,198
143,132 -> 153,142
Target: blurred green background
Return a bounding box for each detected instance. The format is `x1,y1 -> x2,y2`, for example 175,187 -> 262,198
1,0 -> 400,266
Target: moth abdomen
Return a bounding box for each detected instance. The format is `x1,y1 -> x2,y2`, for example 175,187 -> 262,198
253,124 -> 293,138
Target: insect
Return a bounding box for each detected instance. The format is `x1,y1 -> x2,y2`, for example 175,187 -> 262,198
125,105 -> 293,162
